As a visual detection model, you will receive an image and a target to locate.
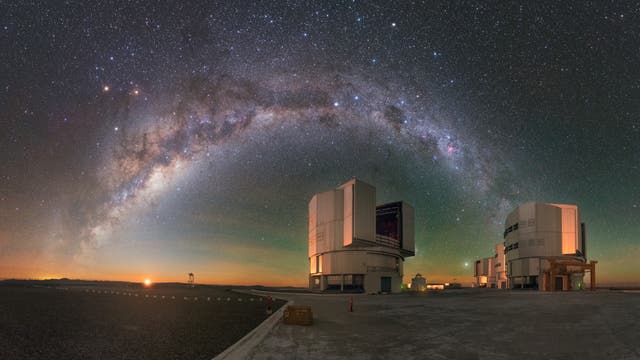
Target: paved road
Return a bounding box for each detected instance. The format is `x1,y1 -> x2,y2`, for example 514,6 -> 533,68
246,289 -> 640,360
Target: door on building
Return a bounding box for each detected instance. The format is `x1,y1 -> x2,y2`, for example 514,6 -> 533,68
554,276 -> 563,291
380,276 -> 392,293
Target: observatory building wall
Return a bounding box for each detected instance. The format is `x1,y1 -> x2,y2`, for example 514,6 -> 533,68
475,202 -> 596,291
308,179 -> 415,294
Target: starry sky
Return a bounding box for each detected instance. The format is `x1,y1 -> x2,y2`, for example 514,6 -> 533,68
1,1 -> 639,286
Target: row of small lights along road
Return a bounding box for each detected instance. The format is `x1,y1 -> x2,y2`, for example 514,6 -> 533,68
83,289 -> 264,303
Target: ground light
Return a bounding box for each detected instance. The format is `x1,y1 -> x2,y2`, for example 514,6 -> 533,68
144,278 -> 152,287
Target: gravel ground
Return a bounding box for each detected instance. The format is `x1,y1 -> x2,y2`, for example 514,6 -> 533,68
0,284 -> 285,360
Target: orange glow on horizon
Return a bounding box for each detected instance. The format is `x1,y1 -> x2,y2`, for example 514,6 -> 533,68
0,267 -> 635,289
0,246 -> 631,288
144,278 -> 152,287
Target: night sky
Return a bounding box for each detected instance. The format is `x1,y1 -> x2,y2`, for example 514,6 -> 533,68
1,1 -> 639,286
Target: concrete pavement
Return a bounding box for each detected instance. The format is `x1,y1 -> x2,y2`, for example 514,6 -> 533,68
243,289 -> 640,360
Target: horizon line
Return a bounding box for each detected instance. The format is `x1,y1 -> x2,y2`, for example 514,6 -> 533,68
2,277 -> 640,288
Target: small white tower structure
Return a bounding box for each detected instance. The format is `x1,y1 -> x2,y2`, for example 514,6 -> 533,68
411,273 -> 427,292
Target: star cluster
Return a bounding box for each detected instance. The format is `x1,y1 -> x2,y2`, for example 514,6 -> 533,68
1,1 -> 639,285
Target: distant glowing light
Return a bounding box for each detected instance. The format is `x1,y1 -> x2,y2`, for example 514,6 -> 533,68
103,85 -> 110,92
333,101 -> 339,107
133,89 -> 140,95
144,278 -> 152,287
464,262 -> 469,267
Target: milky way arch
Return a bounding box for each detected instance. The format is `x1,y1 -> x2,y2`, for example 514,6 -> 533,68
82,67 -> 508,254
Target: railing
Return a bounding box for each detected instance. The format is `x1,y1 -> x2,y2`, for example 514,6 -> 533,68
367,266 -> 398,273
375,234 -> 400,248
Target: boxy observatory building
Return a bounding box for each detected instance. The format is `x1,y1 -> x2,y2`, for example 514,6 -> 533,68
474,202 -> 597,291
308,179 -> 415,293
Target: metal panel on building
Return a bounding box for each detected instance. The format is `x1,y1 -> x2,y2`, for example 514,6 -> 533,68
402,203 -> 415,255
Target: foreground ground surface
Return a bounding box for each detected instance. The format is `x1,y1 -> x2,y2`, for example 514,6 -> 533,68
249,289 -> 640,360
0,283 -> 284,360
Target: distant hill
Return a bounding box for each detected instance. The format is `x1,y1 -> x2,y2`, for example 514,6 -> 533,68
0,279 -> 308,291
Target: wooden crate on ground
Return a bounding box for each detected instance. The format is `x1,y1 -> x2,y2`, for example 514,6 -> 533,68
283,305 -> 313,325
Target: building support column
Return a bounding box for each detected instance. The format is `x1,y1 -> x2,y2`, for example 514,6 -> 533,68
590,260 -> 597,290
